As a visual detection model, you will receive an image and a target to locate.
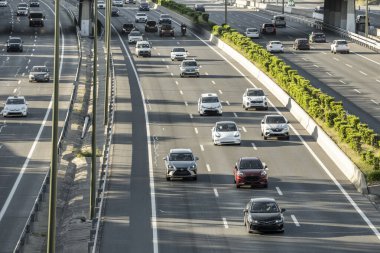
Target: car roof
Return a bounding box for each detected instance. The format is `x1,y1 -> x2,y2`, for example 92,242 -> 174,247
136,40 -> 149,43
265,114 -> 284,118
269,40 -> 281,43
246,88 -> 263,91
183,59 -> 196,62
32,65 -> 48,68
240,157 -> 260,161
9,36 -> 21,40
7,96 -> 25,99
250,197 -> 276,203
216,121 -> 237,125
169,148 -> 193,154
201,93 -> 218,97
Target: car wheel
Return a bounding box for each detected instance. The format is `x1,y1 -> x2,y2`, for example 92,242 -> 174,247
285,135 -> 290,140
166,176 -> 170,181
246,222 -> 251,233
236,184 -> 240,188
193,176 -> 197,181
263,136 -> 267,140
347,51 -> 350,54
264,184 -> 268,188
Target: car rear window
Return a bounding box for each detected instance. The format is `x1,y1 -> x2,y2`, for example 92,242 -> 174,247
146,21 -> 156,26
183,61 -> 197,67
275,16 -> 285,21
247,90 -> 264,96
169,153 -> 194,161
7,99 -> 24,105
337,40 -> 347,45
239,159 -> 263,170
32,67 -> 47,72
247,28 -> 258,32
264,24 -> 274,28
172,48 -> 185,52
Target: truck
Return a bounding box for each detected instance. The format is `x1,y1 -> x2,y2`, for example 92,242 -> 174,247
29,11 -> 45,27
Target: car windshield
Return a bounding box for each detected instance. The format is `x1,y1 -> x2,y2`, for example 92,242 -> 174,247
138,43 -> 150,48
314,33 -> 325,38
161,14 -> 170,19
275,16 -> 285,21
130,31 -> 140,36
298,39 -> 308,44
247,28 -> 258,33
271,41 -> 282,45
147,21 -> 156,25
31,67 -> 47,72
18,3 -> 27,7
239,159 -> 263,170
183,61 -> 197,67
337,40 -> 347,45
18,6 -> 27,9
264,24 -> 274,27
169,153 -> 194,161
6,98 -> 24,105
9,38 -> 21,43
266,116 -> 286,124
250,201 -> 279,213
202,97 -> 219,103
172,48 -> 185,52
216,123 -> 237,132
247,90 -> 264,96
137,13 -> 146,16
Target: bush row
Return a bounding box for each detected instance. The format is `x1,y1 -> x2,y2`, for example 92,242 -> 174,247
213,24 -> 380,180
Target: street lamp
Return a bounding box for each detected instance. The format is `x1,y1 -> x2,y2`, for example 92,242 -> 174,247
365,0 -> 369,37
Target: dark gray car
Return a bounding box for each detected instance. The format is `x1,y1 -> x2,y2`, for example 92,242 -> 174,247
163,148 -> 198,181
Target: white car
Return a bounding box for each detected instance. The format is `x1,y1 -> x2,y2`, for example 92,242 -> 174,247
97,0 -> 105,9
261,115 -> 289,140
2,96 -> 28,117
331,40 -> 349,54
170,47 -> 188,61
0,0 -> 8,7
244,28 -> 260,38
242,88 -> 268,110
17,3 -> 28,15
212,121 -> 241,145
266,41 -> 284,53
128,30 -> 143,44
198,93 -> 222,116
180,59 -> 199,77
29,65 -> 50,82
135,12 -> 147,23
112,0 -> 123,6
135,41 -> 151,57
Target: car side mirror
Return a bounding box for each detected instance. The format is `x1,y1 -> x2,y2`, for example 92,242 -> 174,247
261,121 -> 264,124
243,208 -> 248,213
238,127 -> 242,131
195,157 -> 199,161
286,120 -> 289,124
163,157 -> 167,161
281,208 -> 286,213
262,162 -> 267,169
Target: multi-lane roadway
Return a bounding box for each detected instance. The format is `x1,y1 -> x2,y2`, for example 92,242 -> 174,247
99,3 -> 380,253
0,1 -> 79,251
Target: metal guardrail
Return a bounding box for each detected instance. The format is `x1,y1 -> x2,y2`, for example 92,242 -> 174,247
13,5 -> 82,253
260,8 -> 380,53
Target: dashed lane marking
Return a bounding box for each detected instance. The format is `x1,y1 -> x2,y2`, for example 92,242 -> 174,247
291,215 -> 300,227
251,143 -> 257,150
359,71 -> 368,76
206,164 -> 211,172
276,187 -> 283,196
194,127 -> 198,134
242,126 -> 247,132
200,144 -> 204,151
214,188 -> 219,198
222,218 -> 229,229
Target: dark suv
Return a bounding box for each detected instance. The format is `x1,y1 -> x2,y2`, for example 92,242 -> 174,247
159,23 -> 174,37
122,23 -> 135,34
261,23 -> 276,35
293,38 -> 310,50
6,37 -> 23,52
139,2 -> 149,11
233,157 -> 268,188
29,11 -> 45,27
145,20 -> 158,32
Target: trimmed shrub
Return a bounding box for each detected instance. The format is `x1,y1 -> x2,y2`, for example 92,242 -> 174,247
367,170 -> 380,182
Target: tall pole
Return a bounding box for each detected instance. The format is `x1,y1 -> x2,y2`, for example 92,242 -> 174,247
282,0 -> 284,14
365,0 -> 369,37
47,0 -> 60,251
104,0 -> 111,125
224,0 -> 227,25
90,0 -> 98,220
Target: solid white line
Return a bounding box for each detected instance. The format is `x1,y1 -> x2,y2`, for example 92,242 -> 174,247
326,72 -> 332,76
242,126 -> 247,132
213,188 -> 219,198
276,187 -> 283,196
206,164 -> 211,172
376,79 -> 380,83
179,90 -> 183,95
189,113 -> 193,119
0,7 -> 66,222
222,218 -> 229,228
226,101 -> 230,106
251,143 -> 257,151
333,57 -> 339,61
211,80 -> 216,84
233,112 -> 238,118
339,80 -> 346,85
354,89 -> 361,94
175,81 -> 179,85
194,127 -> 198,134
345,64 -> 352,68
200,144 -> 204,151
359,71 -> 367,76
371,99 -> 379,105
291,215 -> 300,226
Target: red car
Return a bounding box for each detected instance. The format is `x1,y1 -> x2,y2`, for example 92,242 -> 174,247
233,157 -> 268,188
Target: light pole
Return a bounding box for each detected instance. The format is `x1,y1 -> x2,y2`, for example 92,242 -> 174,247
282,0 -> 284,14
47,0 -> 60,251
104,0 -> 111,125
365,0 -> 369,37
224,0 -> 227,25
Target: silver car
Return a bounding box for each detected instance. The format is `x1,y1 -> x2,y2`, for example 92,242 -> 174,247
29,65 -> 50,82
163,149 -> 198,181
179,59 -> 199,77
261,115 -> 289,140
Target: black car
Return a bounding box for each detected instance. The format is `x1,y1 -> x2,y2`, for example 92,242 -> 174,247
29,0 -> 39,7
122,23 -> 135,34
159,23 -> 174,37
111,7 -> 119,16
6,37 -> 23,52
309,32 -> 326,43
293,38 -> 310,50
260,23 -> 276,35
194,4 -> 205,12
145,20 -> 158,32
139,2 -> 149,11
243,198 -> 285,233
159,14 -> 171,24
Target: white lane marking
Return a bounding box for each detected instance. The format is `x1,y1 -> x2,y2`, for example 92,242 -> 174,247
170,73 -> 173,76
333,57 -> 339,61
176,41 -> 180,45
233,112 -> 238,118
27,59 -> 31,64
157,52 -> 161,56
359,71 -> 367,76
25,66 -> 28,69
169,18 -> 380,240
276,187 -> 283,196
184,101 -> 188,106
352,51 -> 380,66
345,64 -> 352,68
291,215 -> 300,226
371,99 -> 379,105
226,101 -> 230,106
22,73 -> 25,76
179,90 -> 183,95
218,89 -> 223,94
354,89 -> 361,94
313,64 -> 319,68
166,65 -> 169,69
251,143 -> 257,150
161,59 -> 165,62
376,79 -> 380,83
326,72 -> 332,76
194,127 -> 198,134
339,80 -> 346,85
189,113 -> 193,119
205,72 -> 209,75
18,80 -> 21,85
175,81 -> 179,85
242,126 -> 247,132
302,57 -> 307,61
211,80 -> 216,85
206,164 -> 211,172
222,218 -> 229,228
200,144 -> 204,151
321,52 -> 327,54
213,188 -> 219,198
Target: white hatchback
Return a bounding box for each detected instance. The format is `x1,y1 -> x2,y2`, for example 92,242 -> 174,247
2,96 -> 28,117
170,47 -> 188,61
244,28 -> 260,38
266,41 -> 284,53
135,12 -> 147,23
212,121 -> 241,145
198,93 -> 222,116
0,0 -> 8,7
331,40 -> 349,54
242,88 -> 268,110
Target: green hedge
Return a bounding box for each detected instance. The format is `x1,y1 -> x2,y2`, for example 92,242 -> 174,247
153,0 -> 380,183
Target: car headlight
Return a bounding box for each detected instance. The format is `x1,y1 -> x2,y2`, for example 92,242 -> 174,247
167,164 -> 174,170
260,170 -> 267,177
234,132 -> 240,137
275,217 -> 283,223
237,171 -> 244,176
215,133 -> 221,137
44,73 -> 49,77
189,164 -> 196,169
4,106 -> 8,111
247,97 -> 251,101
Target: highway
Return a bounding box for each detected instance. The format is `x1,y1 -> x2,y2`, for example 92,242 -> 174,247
99,4 -> 380,253
0,0 -> 79,251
